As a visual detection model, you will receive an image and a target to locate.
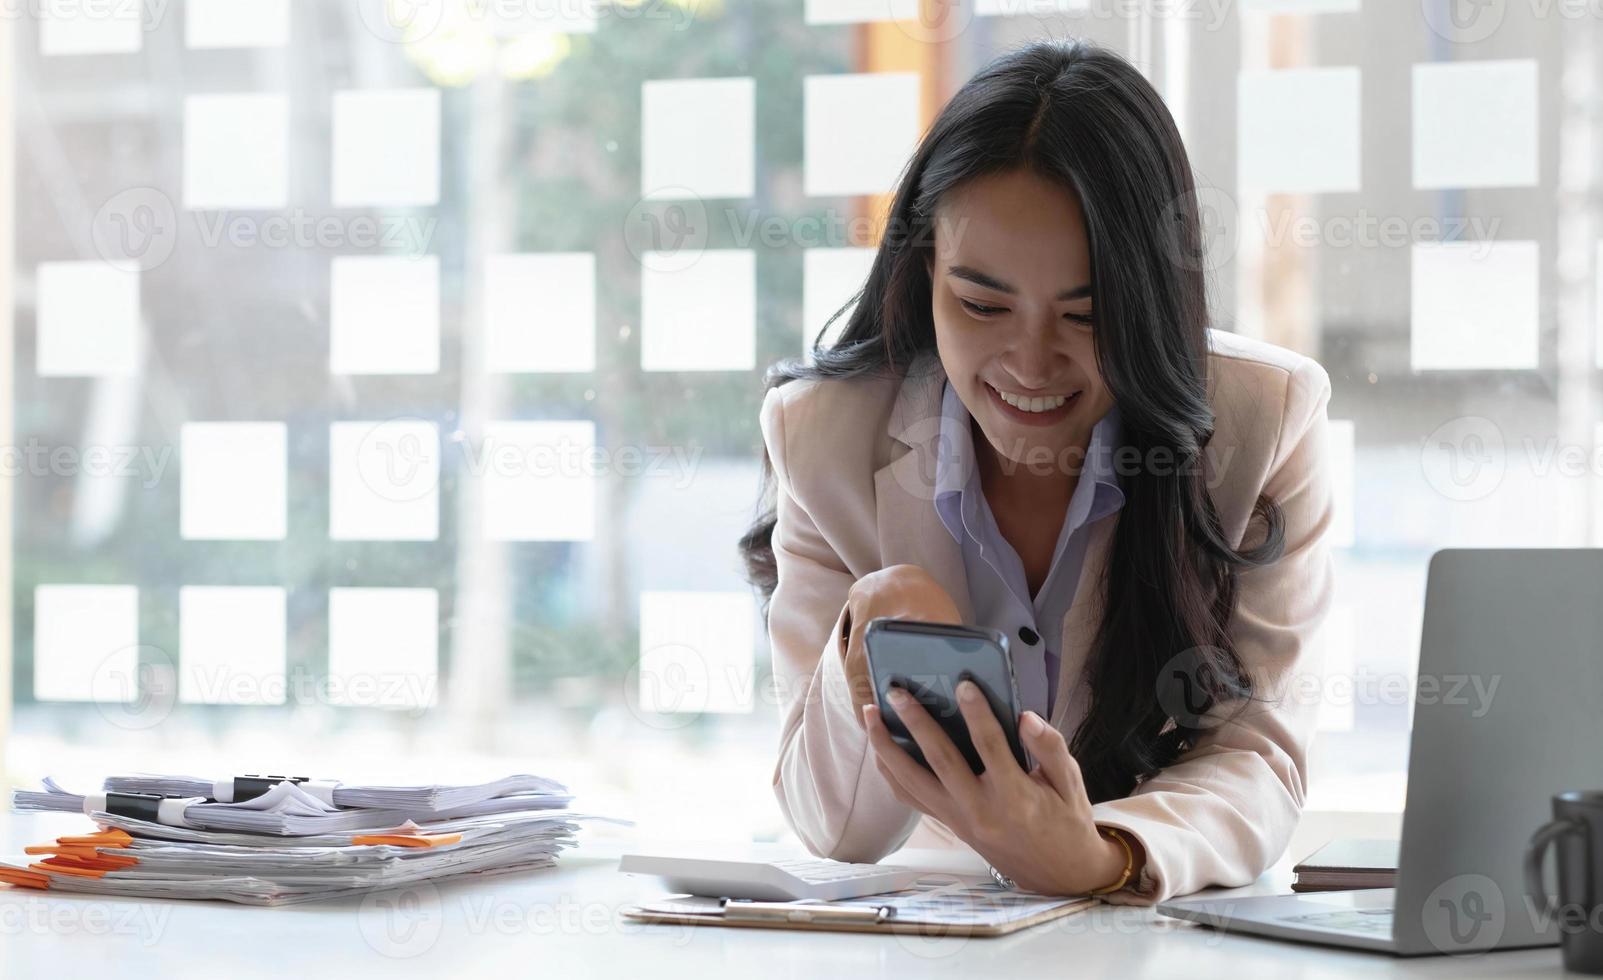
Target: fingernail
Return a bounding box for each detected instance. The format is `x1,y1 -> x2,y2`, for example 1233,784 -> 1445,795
887,687 -> 908,706
1021,711 -> 1045,736
958,679 -> 979,702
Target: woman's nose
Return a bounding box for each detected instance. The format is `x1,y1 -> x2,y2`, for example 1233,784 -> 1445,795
1004,322 -> 1065,388
1002,359 -> 1066,391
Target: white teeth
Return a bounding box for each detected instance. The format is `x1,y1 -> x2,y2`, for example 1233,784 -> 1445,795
992,385 -> 1069,413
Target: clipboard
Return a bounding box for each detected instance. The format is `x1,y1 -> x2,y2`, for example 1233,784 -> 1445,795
621,888 -> 1098,938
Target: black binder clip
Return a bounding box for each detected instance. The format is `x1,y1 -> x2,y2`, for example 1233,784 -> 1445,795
105,792 -> 170,822
232,774 -> 310,802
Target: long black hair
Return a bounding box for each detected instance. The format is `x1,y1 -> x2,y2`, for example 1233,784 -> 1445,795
739,38 -> 1286,804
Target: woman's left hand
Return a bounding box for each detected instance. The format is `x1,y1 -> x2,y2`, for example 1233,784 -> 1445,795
863,679 -> 1132,895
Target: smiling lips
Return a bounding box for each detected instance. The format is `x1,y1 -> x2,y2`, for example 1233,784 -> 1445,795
984,380 -> 1079,424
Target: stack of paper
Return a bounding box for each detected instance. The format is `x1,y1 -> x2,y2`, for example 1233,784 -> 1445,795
14,775 -> 574,835
103,772 -> 567,809
4,773 -> 623,906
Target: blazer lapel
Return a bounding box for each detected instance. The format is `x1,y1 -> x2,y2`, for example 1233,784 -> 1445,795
872,353 -> 974,624
1050,514 -> 1117,732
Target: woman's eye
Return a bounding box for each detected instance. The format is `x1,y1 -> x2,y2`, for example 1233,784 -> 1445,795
1064,312 -> 1095,326
959,299 -> 1007,317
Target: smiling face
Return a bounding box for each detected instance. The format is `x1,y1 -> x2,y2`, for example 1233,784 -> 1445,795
928,168 -> 1115,473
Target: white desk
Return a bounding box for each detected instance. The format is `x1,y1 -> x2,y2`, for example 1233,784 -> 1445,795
0,813 -> 1564,979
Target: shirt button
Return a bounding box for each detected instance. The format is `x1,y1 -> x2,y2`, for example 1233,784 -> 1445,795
1018,626 -> 1040,646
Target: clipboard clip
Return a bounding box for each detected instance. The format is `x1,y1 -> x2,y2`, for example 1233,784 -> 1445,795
721,898 -> 895,926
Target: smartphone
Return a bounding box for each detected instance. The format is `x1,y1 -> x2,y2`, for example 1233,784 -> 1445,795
863,617 -> 1033,776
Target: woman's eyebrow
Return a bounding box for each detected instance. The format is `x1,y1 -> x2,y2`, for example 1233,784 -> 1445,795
946,264 -> 1093,301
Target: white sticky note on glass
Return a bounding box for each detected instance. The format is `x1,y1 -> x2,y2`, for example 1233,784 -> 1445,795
183,93 -> 289,210
1327,419 -> 1355,548
638,590 -> 755,715
36,261 -> 141,377
330,255 -> 440,374
642,77 -> 754,199
39,0 -> 142,55
802,247 -> 874,359
185,0 -> 290,48
641,249 -> 755,371
486,1 -> 597,34
1241,0 -> 1359,11
1411,241 -> 1539,371
33,585 -> 139,702
975,0 -> 1090,14
624,459 -> 762,595
329,420 -> 440,540
1238,67 -> 1360,194
179,586 -> 287,705
482,420 -> 596,541
332,89 -> 442,208
804,73 -> 921,197
805,0 -> 920,22
485,253 -> 596,373
1412,60 -> 1538,190
328,588 -> 438,709
181,422 -> 288,540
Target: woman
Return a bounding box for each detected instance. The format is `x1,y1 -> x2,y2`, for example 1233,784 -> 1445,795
740,39 -> 1334,904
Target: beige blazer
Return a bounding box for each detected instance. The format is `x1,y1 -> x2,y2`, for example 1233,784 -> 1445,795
758,328 -> 1335,904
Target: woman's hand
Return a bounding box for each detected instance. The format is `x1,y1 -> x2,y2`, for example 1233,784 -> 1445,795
838,564 -> 962,728
863,678 -> 1138,896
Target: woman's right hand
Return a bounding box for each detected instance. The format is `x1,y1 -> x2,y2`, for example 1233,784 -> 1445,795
838,564 -> 963,729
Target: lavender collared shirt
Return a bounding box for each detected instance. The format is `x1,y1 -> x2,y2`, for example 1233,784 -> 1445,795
932,379 -> 1126,720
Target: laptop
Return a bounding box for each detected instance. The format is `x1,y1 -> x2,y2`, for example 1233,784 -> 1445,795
1157,549 -> 1603,955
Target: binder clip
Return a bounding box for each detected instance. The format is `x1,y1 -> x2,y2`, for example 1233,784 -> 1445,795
232,774 -> 310,802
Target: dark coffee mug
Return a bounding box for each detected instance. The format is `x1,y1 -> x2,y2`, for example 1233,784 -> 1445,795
1525,790 -> 1603,974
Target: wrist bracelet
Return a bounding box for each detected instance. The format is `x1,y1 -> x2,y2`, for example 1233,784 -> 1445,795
1087,827 -> 1134,896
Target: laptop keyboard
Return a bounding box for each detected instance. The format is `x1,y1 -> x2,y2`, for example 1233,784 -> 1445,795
1280,907 -> 1395,933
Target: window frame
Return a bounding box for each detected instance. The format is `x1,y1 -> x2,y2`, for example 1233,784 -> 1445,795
0,14 -> 15,775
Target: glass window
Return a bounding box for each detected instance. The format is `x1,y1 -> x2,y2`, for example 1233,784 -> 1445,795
4,1 -> 1583,837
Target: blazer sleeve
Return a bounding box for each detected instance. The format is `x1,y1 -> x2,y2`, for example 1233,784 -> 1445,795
760,385 -> 923,862
1089,356 -> 1336,905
